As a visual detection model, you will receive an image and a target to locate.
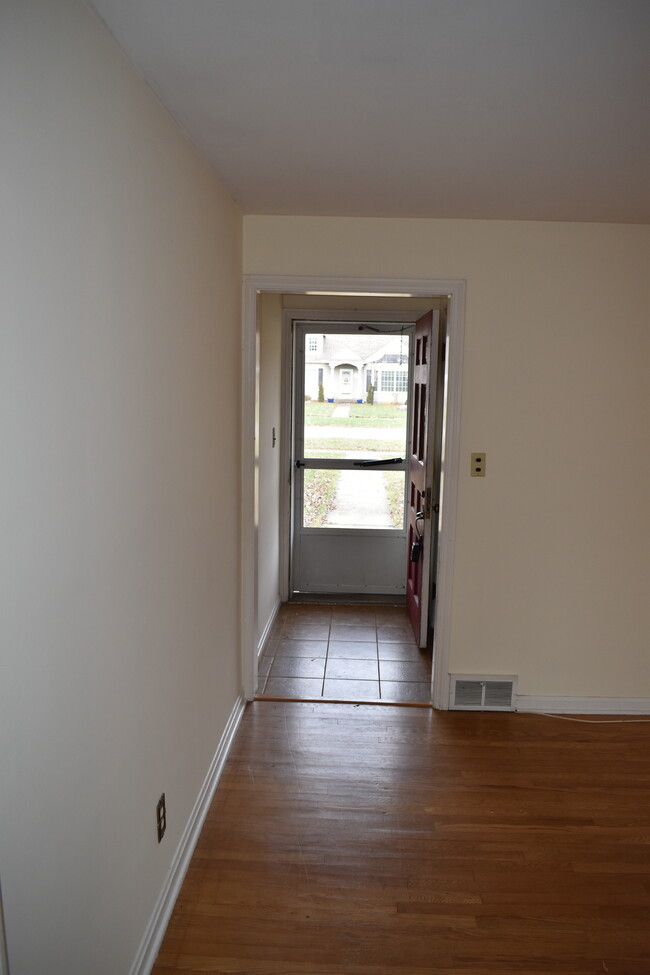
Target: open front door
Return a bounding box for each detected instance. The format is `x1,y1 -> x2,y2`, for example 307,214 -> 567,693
406,310 -> 439,647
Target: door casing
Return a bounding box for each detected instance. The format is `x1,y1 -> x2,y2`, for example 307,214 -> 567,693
242,276 -> 466,709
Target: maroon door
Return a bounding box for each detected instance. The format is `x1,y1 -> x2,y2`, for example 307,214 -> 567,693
406,311 -> 435,646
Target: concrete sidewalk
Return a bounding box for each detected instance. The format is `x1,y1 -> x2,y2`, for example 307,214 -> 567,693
325,468 -> 393,529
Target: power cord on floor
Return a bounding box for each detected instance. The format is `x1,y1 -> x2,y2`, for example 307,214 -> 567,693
519,711 -> 650,724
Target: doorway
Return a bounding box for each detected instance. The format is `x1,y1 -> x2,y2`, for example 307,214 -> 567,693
242,276 -> 466,710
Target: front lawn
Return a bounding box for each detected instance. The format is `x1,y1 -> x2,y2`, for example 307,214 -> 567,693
305,437 -> 405,456
303,468 -> 340,528
304,401 -> 406,427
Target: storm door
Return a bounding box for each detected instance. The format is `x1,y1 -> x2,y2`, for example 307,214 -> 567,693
291,322 -> 412,595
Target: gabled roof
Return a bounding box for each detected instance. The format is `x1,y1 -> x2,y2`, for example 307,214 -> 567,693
306,333 -> 409,366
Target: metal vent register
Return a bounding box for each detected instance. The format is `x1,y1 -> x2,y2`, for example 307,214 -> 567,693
450,675 -> 517,711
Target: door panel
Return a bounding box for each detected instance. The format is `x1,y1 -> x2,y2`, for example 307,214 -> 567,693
296,531 -> 407,593
406,311 -> 440,646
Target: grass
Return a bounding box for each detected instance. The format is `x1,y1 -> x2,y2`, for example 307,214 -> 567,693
303,469 -> 340,528
304,401 -> 406,428
305,438 -> 405,456
383,471 -> 406,529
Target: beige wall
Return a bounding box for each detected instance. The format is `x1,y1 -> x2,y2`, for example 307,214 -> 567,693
0,2 -> 242,973
244,216 -> 650,699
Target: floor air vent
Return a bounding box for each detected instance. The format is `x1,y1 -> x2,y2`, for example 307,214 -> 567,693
450,675 -> 517,711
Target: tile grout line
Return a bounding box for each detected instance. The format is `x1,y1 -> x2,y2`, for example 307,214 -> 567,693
376,622 -> 381,704
257,605 -> 429,703
321,618 -> 331,699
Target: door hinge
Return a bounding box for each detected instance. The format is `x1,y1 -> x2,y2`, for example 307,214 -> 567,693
424,487 -> 432,518
441,341 -> 446,364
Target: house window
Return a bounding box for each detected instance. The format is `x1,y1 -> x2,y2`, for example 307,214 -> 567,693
395,371 -> 408,392
318,367 -> 323,385
380,369 -> 408,392
307,336 -> 318,352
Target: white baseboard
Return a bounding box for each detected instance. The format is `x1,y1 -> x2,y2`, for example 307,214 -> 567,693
257,598 -> 281,658
0,877 -> 9,975
518,695 -> 650,715
129,694 -> 246,975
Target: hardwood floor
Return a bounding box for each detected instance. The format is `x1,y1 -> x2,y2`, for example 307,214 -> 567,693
152,702 -> 650,975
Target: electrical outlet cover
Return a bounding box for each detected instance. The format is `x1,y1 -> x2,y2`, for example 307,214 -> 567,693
471,452 -> 486,476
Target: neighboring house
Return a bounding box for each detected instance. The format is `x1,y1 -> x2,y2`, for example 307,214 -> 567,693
305,333 -> 410,403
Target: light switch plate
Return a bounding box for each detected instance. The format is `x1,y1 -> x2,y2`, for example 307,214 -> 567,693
471,453 -> 486,476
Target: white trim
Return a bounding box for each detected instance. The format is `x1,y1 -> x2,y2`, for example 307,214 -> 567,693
241,277 -> 257,702
518,696 -> 650,715
0,876 -> 10,975
430,289 -> 465,710
242,275 -> 466,709
129,695 -> 246,975
278,317 -> 293,603
257,598 -> 281,659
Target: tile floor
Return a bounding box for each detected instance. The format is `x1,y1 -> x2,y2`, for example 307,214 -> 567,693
257,602 -> 432,704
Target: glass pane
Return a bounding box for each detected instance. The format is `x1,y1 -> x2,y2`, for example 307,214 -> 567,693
304,470 -> 405,530
303,332 -> 409,461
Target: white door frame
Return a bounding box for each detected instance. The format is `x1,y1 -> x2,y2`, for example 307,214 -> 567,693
241,275 -> 466,710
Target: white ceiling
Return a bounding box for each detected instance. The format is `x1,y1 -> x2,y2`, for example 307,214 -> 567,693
89,0 -> 650,222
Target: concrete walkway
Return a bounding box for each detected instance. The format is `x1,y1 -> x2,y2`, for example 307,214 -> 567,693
306,424 -> 403,528
325,467 -> 393,529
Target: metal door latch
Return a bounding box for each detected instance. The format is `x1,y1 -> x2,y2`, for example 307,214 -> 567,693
410,539 -> 422,563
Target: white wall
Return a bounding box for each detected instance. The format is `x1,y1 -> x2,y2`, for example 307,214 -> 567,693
0,2 -> 242,973
244,216 -> 650,699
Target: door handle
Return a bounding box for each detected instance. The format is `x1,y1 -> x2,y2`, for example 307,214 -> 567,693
353,457 -> 404,468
